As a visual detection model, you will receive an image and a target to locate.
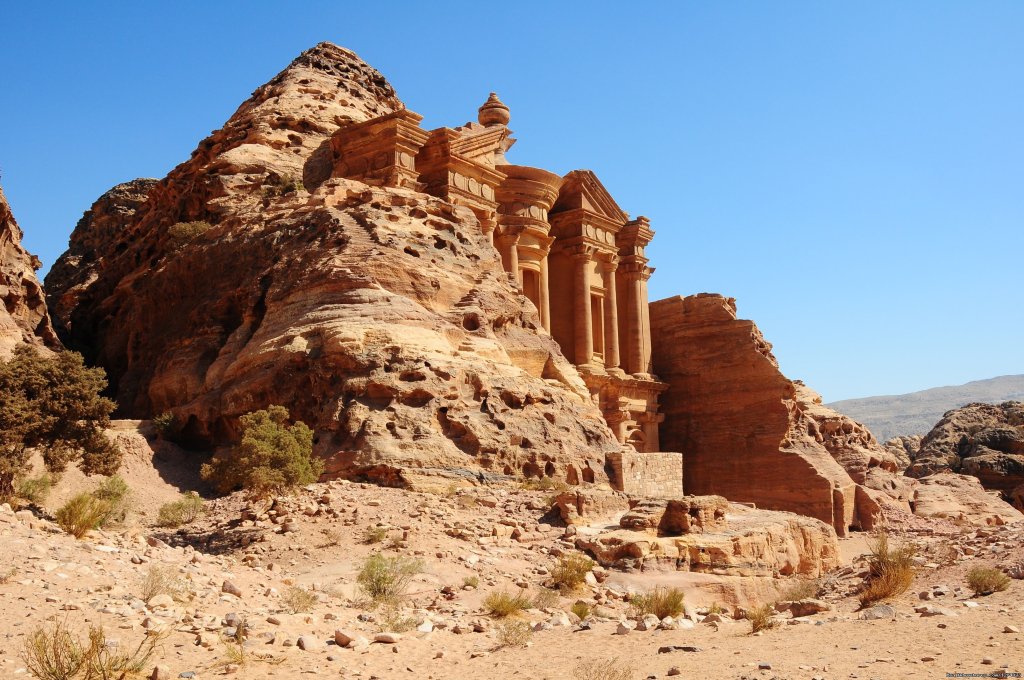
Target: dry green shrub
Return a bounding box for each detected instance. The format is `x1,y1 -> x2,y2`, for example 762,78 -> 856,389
570,601 -> 592,620
378,606 -> 418,633
1,566 -> 17,584
495,619 -> 532,648
139,565 -> 190,604
167,220 -> 212,248
782,578 -> 820,601
0,346 -> 119,502
519,477 -> 568,493
16,473 -> 53,505
151,412 -> 177,438
859,532 -> 916,606
92,475 -> 130,526
362,526 -> 388,544
483,590 -> 531,618
282,586 -> 318,613
55,493 -> 112,539
462,575 -> 480,588
21,620 -> 163,680
357,553 -> 423,607
157,491 -> 204,528
531,588 -> 559,609
574,658 -> 634,680
551,553 -> 594,592
628,586 -> 685,619
746,603 -> 778,633
706,602 -> 724,615
967,566 -> 1011,596
201,406 -> 322,498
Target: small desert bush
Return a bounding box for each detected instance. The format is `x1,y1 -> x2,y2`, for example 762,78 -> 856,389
462,575 -> 480,589
55,493 -> 112,539
746,603 -> 778,634
1,566 -> 17,583
167,220 -> 212,248
157,491 -> 204,528
16,473 -> 53,505
628,586 -> 685,619
483,590 -> 532,618
139,565 -> 190,604
263,174 -> 304,198
706,602 -> 724,615
93,474 -> 131,526
282,586 -> 318,613
551,553 -> 594,592
495,619 -> 532,648
570,601 -> 592,620
967,566 -> 1011,596
319,528 -> 342,547
378,606 -> 418,633
362,525 -> 388,544
21,620 -> 163,680
520,477 -> 568,493
201,405 -> 322,498
859,532 -> 916,606
782,578 -> 819,602
357,553 -> 423,607
531,588 -> 559,609
574,658 -> 634,680
151,411 -> 177,438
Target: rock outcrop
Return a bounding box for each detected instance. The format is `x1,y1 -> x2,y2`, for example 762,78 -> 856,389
906,402 -> 1024,509
649,294 -> 900,534
45,179 -> 157,345
0,185 -> 59,358
43,43 -> 622,490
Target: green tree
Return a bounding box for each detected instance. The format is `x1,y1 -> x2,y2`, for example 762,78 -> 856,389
201,405 -> 322,497
0,346 -> 120,499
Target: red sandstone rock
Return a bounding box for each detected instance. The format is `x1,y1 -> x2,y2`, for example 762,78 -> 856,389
0,185 -> 59,357
42,43 -> 623,490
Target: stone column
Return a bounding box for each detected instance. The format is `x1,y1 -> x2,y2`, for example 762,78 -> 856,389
639,268 -> 653,376
622,265 -> 644,376
539,256 -> 551,332
573,248 -> 594,367
601,258 -> 622,374
508,238 -> 520,289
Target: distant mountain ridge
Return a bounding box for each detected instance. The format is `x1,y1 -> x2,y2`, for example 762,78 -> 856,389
828,375 -> 1024,442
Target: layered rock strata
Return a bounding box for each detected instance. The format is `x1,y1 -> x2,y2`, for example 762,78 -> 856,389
43,43 -> 623,489
0,185 -> 59,357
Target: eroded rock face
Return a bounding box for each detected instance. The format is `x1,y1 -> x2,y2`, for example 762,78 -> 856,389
649,294 -> 899,534
883,434 -> 922,471
45,179 -> 157,344
907,402 -> 1024,508
577,503 -> 840,578
912,472 -> 1023,525
0,185 -> 59,357
43,43 -> 622,489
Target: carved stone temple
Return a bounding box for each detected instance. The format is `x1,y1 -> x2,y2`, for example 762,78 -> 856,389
329,93 -> 667,457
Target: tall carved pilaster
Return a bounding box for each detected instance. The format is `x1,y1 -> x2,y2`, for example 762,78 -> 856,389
621,261 -> 649,378
572,246 -> 595,368
539,256 -> 551,332
600,257 -> 622,374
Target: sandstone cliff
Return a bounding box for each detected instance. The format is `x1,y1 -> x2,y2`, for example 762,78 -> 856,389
43,43 -> 622,490
646,294 -> 1011,533
0,185 -> 59,357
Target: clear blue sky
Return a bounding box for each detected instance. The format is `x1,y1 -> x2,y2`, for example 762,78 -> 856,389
2,1 -> 1021,401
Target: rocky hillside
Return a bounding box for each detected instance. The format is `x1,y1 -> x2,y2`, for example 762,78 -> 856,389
0,185 -> 59,358
829,375 -> 1024,441
43,42 -> 622,490
904,401 -> 1024,510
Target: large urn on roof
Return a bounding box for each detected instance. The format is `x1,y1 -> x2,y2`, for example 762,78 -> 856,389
478,92 -> 511,127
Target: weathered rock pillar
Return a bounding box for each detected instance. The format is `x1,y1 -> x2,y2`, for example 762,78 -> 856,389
573,248 -> 594,367
601,258 -> 621,373
539,256 -> 551,332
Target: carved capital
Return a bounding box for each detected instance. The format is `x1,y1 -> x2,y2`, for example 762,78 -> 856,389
599,255 -> 620,273
570,244 -> 597,262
